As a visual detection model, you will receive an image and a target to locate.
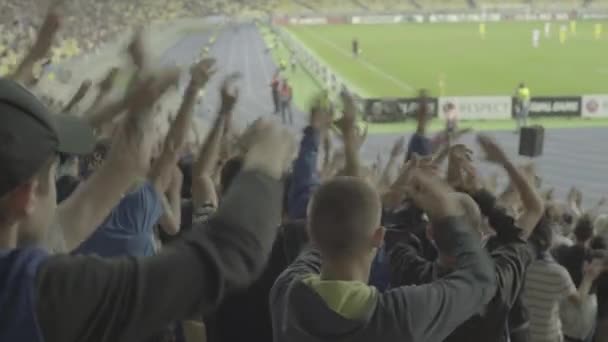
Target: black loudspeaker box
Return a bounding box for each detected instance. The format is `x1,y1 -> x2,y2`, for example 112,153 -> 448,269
519,125 -> 544,157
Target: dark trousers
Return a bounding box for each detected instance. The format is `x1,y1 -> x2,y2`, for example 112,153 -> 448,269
280,100 -> 293,125
272,90 -> 279,114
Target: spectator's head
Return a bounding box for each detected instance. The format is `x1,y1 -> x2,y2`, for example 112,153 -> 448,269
308,177 -> 383,262
530,213 -> 553,255
0,79 -> 94,245
427,192 -> 482,242
573,215 -> 594,245
220,156 -> 243,195
594,214 -> 608,240
81,139 -> 111,178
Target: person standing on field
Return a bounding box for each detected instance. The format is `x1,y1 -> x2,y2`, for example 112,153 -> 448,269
352,38 -> 359,57
532,29 -> 540,49
515,83 -> 531,133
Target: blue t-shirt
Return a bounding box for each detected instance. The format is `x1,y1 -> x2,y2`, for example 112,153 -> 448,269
0,247 -> 49,342
73,181 -> 164,257
406,133 -> 433,161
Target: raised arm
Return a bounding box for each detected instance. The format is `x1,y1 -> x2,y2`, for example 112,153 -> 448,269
62,80 -> 92,114
377,137 -> 405,192
36,120 -> 296,342
388,170 -> 497,341
56,69 -> 180,251
336,92 -> 361,177
192,73 -> 237,209
149,59 -> 215,196
157,166 -> 183,236
287,106 -> 324,220
478,134 -> 544,238
11,4 -> 60,86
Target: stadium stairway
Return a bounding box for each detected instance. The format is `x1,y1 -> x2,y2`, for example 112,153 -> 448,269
353,0 -> 370,10
293,0 -> 317,12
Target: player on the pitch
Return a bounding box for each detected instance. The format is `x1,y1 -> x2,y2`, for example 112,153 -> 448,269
479,22 -> 486,40
595,23 -> 603,40
544,22 -> 551,38
560,25 -> 568,44
532,29 -> 540,48
570,20 -> 577,35
352,38 -> 359,58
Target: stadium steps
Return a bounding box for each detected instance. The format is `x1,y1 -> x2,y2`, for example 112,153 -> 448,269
352,0 -> 370,10
293,0 -> 317,12
410,0 -> 423,9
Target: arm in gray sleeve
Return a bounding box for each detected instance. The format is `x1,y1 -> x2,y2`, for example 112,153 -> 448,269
383,217 -> 497,342
35,171 -> 283,342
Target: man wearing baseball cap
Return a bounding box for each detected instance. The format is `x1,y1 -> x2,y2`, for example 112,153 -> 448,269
0,76 -> 296,342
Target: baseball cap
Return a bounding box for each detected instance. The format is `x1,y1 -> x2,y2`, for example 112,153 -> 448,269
0,78 -> 95,196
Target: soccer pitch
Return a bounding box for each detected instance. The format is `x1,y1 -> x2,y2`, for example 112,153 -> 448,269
285,22 -> 608,98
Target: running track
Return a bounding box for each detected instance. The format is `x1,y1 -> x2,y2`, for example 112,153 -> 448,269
159,23 -> 608,207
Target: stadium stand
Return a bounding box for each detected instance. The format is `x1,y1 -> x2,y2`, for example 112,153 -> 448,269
1,2 -> 608,342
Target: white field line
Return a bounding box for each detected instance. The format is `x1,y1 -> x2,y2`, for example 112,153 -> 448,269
282,28 -> 369,97
296,27 -> 415,94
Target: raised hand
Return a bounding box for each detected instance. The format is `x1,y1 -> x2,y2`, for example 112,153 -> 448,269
243,119 -> 297,180
190,58 -> 217,87
405,169 -> 463,221
219,72 -> 241,115
128,29 -> 146,69
459,160 -> 484,193
111,67 -> 181,177
449,144 -> 473,162
477,134 -> 509,165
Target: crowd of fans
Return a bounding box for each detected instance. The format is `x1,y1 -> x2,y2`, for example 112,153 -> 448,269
0,0 -> 215,77
2,3 -> 608,342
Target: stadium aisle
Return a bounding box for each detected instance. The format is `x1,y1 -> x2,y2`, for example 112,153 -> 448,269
159,23 -> 607,205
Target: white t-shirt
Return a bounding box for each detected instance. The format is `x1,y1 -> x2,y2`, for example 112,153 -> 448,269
524,257 -> 576,342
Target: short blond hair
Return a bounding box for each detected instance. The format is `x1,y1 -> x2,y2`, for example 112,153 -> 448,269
595,214 -> 608,239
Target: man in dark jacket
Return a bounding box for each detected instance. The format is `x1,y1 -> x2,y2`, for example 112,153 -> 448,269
390,135 -> 544,342
270,172 -> 496,342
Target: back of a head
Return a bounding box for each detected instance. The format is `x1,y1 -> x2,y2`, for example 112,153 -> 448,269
308,177 -> 381,259
573,215 -> 594,243
595,214 -> 608,239
530,213 -> 553,255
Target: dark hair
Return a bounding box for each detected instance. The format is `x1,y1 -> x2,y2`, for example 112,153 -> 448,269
220,157 -> 243,195
590,236 -> 608,251
574,216 -> 594,243
529,213 -> 553,255
56,175 -> 80,204
80,140 -> 111,178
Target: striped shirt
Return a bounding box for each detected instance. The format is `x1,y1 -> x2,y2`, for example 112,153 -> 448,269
523,257 -> 576,342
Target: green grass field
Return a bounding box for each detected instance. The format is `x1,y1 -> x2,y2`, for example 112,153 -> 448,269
285,22 -> 608,98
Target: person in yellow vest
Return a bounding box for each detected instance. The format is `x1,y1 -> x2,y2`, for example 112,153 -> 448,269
515,83 -> 531,133
595,23 -> 603,40
569,20 -> 577,35
479,22 -> 486,40
559,25 -> 568,44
